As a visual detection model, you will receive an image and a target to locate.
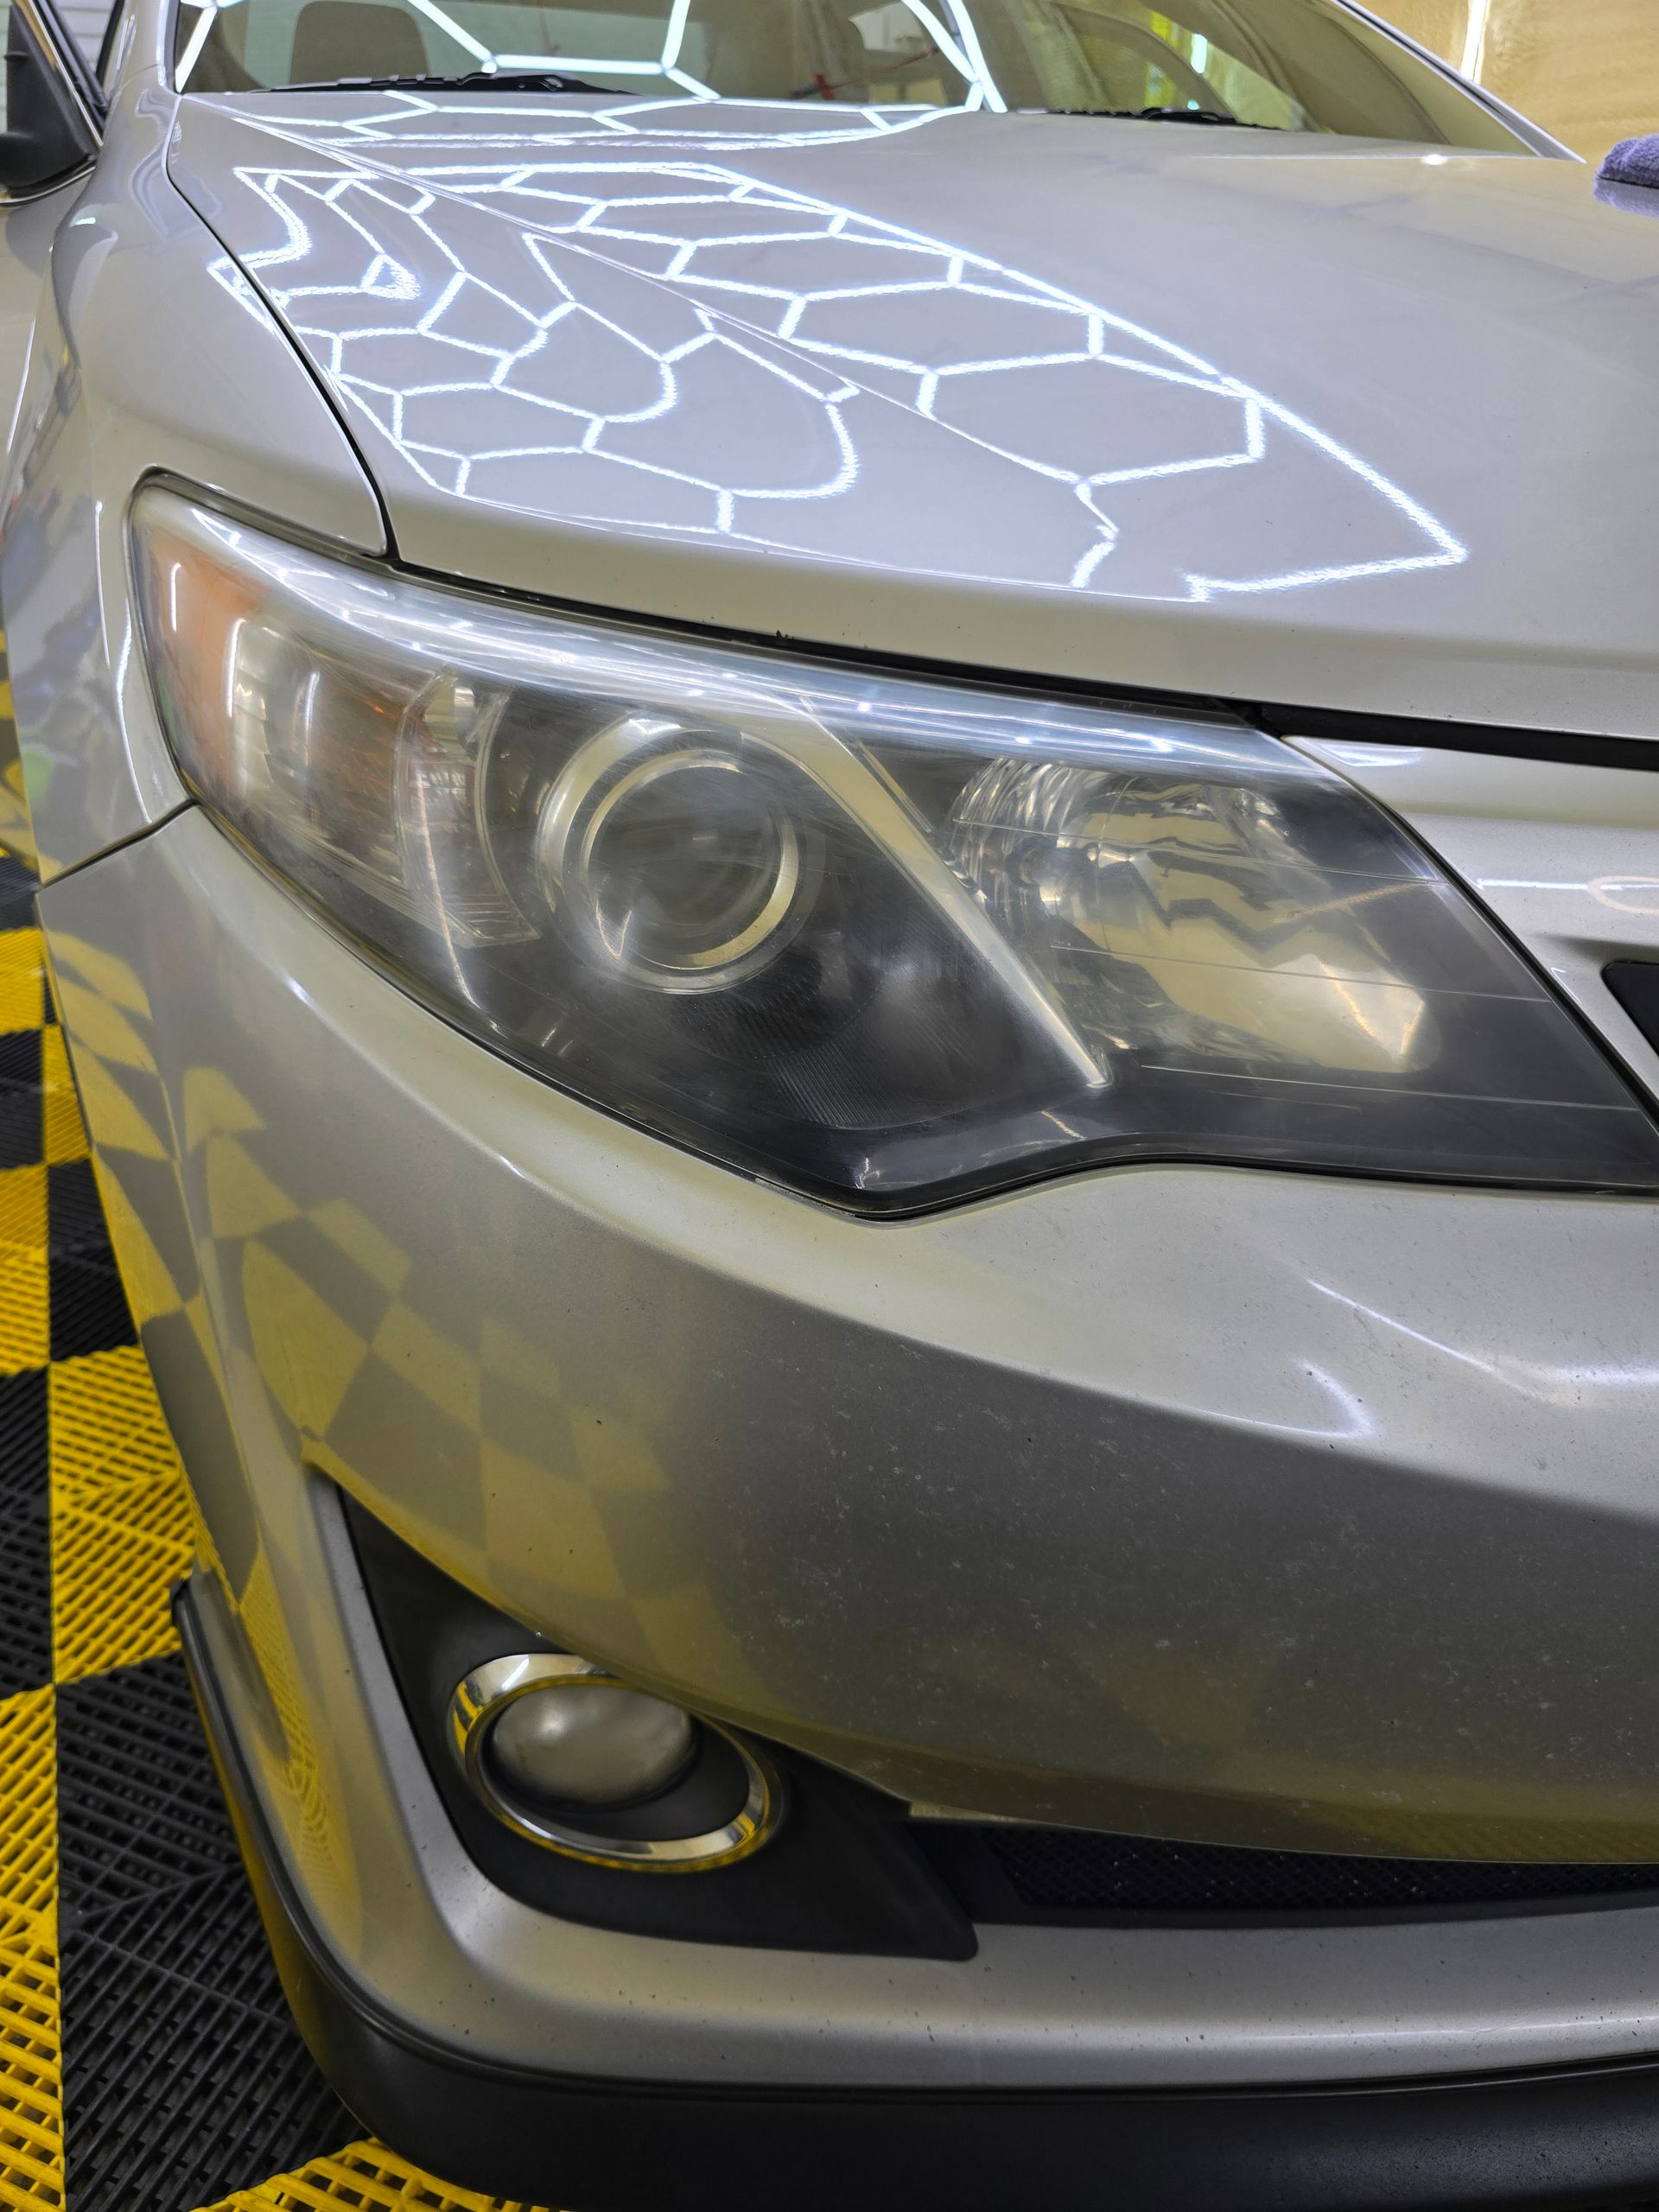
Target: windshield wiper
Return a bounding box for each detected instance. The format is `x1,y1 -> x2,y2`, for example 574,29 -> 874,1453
277,69 -> 642,95
1051,105 -> 1279,127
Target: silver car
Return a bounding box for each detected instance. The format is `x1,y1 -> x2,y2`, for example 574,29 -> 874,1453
8,0 -> 1659,2200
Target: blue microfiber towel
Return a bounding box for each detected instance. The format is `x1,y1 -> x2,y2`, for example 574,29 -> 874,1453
1599,133 -> 1659,189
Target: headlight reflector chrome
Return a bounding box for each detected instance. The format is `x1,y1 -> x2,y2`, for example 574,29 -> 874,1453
133,487 -> 1659,1207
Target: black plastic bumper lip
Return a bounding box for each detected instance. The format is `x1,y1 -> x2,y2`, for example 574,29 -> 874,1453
175,1579 -> 1659,2212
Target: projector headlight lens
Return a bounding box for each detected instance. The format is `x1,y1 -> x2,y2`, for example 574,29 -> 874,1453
133,486 -> 1659,1208
535,716 -> 817,991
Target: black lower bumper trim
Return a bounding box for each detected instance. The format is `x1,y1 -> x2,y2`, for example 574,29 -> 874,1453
176,1577 -> 1659,2212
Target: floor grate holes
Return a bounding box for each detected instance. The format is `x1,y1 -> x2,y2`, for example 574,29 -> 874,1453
45,1255 -> 135,1364
49,1345 -> 180,1493
45,1162 -> 116,1265
49,1353 -> 194,1689
196,2138 -> 553,2210
37,1031 -> 86,1171
0,1689 -> 55,1937
0,1249 -> 48,1376
0,1498 -> 51,1701
56,1657 -> 241,1923
0,1370 -> 48,1508
60,1916 -> 349,2212
0,1166 -> 45,1255
0,1929 -> 62,2208
50,1488 -> 191,1684
0,929 -> 42,1037
55,1669 -> 353,2212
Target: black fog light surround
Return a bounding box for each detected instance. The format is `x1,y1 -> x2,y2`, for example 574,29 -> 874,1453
449,1653 -> 784,1871
347,1495 -> 972,1954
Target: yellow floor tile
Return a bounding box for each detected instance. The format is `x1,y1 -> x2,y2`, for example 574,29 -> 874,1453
49,1336 -> 194,1681
0,1929 -> 61,2209
51,1478 -> 192,1686
194,2137 -> 550,2210
0,1251 -> 47,1376
0,1168 -> 45,1255
0,1691 -> 54,1942
38,1033 -> 86,1170
49,1345 -> 181,1494
0,933 -> 41,1036
49,1344 -> 194,1672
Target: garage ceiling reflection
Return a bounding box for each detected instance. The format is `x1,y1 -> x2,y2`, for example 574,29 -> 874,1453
170,93 -> 1464,600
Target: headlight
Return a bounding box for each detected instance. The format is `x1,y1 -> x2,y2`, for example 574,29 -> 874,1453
132,487 -> 1659,1209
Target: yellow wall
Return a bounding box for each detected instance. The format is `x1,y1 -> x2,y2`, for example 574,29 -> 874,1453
1370,0 -> 1659,158
1371,0 -> 1467,60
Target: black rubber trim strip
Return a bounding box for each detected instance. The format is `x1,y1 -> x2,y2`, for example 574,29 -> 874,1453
1255,700 -> 1659,777
175,1576 -> 1659,2212
1606,963 -> 1659,1056
376,527 -> 1659,780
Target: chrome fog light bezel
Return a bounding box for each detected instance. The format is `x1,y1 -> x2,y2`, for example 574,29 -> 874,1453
448,1653 -> 783,1872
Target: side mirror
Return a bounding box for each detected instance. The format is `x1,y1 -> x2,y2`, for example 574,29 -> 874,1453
0,0 -> 98,201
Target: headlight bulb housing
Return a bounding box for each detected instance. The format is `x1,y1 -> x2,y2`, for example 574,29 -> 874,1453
132,485 -> 1659,1210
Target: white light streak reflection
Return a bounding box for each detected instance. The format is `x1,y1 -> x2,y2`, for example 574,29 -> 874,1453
205,93 -> 1468,601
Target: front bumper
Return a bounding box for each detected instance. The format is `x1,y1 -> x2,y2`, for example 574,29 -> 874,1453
37,803 -> 1659,2182
41,805 -> 1659,1858
181,1573 -> 1659,2210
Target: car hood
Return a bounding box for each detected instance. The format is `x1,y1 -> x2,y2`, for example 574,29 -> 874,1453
169,93 -> 1659,735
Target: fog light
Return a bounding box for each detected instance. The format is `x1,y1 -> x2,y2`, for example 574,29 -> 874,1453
489,1678 -> 695,1808
448,1653 -> 783,1872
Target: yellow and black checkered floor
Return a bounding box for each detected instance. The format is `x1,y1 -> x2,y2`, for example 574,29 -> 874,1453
0,894 -> 549,2211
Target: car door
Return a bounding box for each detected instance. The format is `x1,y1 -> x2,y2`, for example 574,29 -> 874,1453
0,0 -> 100,875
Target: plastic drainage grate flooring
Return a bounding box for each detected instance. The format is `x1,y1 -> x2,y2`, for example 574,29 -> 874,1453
0,892 -> 549,2212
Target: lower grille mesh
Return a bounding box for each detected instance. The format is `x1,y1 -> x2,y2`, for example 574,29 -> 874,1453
979,1825 -> 1659,1915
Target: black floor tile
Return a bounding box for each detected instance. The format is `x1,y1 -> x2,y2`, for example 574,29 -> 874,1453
60,1871 -> 353,2212
0,1492 -> 50,1698
0,1029 -> 40,1084
0,1367 -> 48,1508
48,1250 -> 135,1363
0,1031 -> 41,1166
48,1159 -> 117,1264
0,854 -> 36,931
57,1656 -> 354,2209
0,1370 -> 49,1695
56,1656 -> 242,1925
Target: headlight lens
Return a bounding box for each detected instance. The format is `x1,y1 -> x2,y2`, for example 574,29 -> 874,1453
133,488 -> 1659,1209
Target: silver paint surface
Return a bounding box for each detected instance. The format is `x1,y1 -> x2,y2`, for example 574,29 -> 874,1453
13,0 -> 1659,2096
42,805 -> 1659,1859
168,89 -> 1659,735
0,75 -> 384,878
41,806 -> 1659,2087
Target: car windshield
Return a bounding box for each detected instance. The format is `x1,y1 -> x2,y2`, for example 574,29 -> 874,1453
173,0 -> 1531,149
